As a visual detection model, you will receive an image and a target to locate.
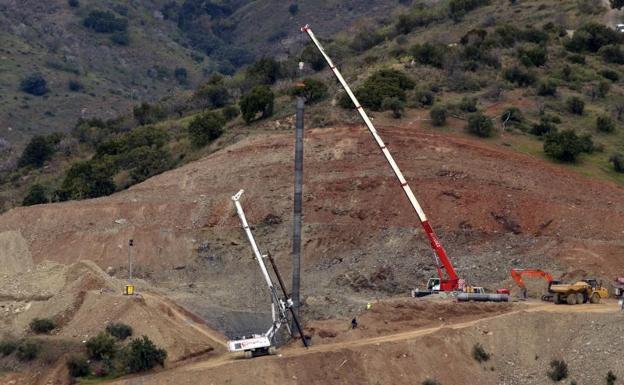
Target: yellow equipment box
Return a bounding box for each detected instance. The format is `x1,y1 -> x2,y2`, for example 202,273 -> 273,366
124,284 -> 135,296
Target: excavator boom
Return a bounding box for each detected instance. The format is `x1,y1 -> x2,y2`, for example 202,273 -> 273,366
301,25 -> 459,291
510,268 -> 553,288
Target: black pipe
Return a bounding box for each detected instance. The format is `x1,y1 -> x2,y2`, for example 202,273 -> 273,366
292,97 -> 304,322
268,253 -> 308,348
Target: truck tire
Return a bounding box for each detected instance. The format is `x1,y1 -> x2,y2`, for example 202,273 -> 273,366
554,294 -> 562,304
567,294 -> 577,305
244,351 -> 253,359
268,346 -> 277,355
590,293 -> 600,304
576,293 -> 584,305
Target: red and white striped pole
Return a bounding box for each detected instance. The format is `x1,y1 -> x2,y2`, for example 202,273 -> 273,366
301,25 -> 459,291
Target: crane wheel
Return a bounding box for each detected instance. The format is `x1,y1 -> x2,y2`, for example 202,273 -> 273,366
566,294 -> 577,305
268,347 -> 277,355
244,351 -> 253,359
590,293 -> 600,304
576,293 -> 584,305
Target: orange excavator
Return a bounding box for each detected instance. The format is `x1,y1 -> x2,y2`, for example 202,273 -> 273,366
510,269 -> 556,300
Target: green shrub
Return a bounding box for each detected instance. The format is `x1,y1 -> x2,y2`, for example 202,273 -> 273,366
547,359 -> 568,381
348,69 -> 414,111
544,130 -> 584,162
246,58 -> 282,85
531,116 -> 558,136
599,68 -> 620,81
16,340 -> 39,361
68,79 -> 84,92
288,3 -> 298,15
422,379 -> 441,385
132,102 -> 166,125
120,336 -> 167,373
411,42 -> 446,68
472,343 -> 491,362
67,354 -> 90,377
350,28 -> 384,52
465,112 -> 494,137
300,43 -> 325,72
459,97 -> 478,112
127,147 -> 173,185
0,340 -> 17,356
518,44 -> 547,67
110,31 -> 130,46
222,105 -> 240,121
68,0 -> 79,7
86,332 -> 117,361
18,135 -> 55,168
83,10 -> 128,33
106,323 -> 133,341
58,160 -> 116,201
596,115 -> 615,133
20,73 -> 49,96
30,318 -> 55,334
240,85 -> 274,123
537,80 -> 557,96
606,370 -> 617,385
503,66 -> 536,86
174,67 -> 188,84
448,0 -> 490,21
567,54 -> 586,64
381,97 -> 405,119
430,105 -> 447,126
188,112 -> 225,147
194,83 -> 230,109
566,96 -> 585,115
610,153 -> 624,172
501,107 -> 523,125
22,184 -> 49,206
599,44 -> 624,64
565,22 -> 621,52
290,78 -> 328,104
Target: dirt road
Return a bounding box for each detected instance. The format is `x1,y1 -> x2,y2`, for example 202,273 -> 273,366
110,301 -> 622,385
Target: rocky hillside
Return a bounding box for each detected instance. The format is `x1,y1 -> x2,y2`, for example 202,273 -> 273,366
0,0 -> 404,142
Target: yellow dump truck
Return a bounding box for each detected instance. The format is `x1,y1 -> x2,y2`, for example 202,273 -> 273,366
549,279 -> 608,305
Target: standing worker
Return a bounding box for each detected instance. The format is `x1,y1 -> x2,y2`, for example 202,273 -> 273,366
351,317 -> 358,329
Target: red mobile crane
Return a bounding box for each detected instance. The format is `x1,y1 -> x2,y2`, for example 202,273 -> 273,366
301,25 -> 459,292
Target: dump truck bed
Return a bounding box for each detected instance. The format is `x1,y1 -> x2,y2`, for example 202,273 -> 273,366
549,281 -> 589,294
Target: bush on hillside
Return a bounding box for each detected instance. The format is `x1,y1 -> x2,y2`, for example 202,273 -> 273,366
194,83 -> 230,109
106,323 -> 133,340
410,42 -> 446,68
68,79 -> 84,92
343,69 -> 414,111
536,79 -> 557,96
188,112 -> 225,147
86,332 -> 117,361
530,116 -> 558,136
610,153 -> 624,172
472,343 -> 491,362
119,336 -> 167,373
350,28 -> 384,52
83,10 -> 128,33
20,73 -> 49,96
566,96 -> 585,115
547,359 -> 568,381
58,160 -> 116,201
22,185 -> 49,206
465,112 -> 494,137
288,3 -> 298,15
68,0 -> 79,7
543,130 -> 586,162
110,31 -> 130,46
16,340 -> 39,361
422,379 -> 441,385
222,105 -> 240,121
607,371 -> 617,385
300,43 -> 325,71
517,44 -> 547,67
430,105 -> 447,126
67,354 -> 90,377
18,135 -> 55,168
448,0 -> 491,21
246,58 -> 282,85
459,96 -> 478,113
240,85 -> 274,123
0,340 -> 17,356
599,68 -> 620,81
599,44 -> 624,64
501,107 -> 523,125
565,22 -> 621,52
127,147 -> 173,185
381,97 -> 405,118
596,115 -> 615,133
567,53 -> 586,64
290,78 -> 328,104
503,66 -> 536,86
132,102 -> 166,125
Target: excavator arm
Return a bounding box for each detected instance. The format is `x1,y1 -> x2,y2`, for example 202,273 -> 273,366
301,25 -> 459,291
510,269 -> 553,288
